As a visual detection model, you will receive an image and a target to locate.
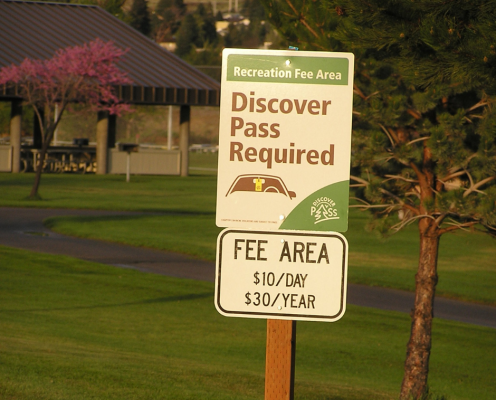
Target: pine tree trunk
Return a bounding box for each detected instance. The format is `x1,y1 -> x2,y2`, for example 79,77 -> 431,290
400,221 -> 440,400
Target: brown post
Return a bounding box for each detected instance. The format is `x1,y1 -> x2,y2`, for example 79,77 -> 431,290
179,105 -> 190,177
96,110 -> 109,175
265,319 -> 296,400
10,100 -> 22,173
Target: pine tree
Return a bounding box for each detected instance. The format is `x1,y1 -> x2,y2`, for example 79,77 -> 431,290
260,1 -> 496,399
129,0 -> 151,37
152,0 -> 186,43
174,13 -> 200,57
195,3 -> 218,46
223,0 -> 269,49
242,0 -> 266,22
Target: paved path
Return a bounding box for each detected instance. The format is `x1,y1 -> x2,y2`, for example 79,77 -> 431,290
1,207 -> 495,329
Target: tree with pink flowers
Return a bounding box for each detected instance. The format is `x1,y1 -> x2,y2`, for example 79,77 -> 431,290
0,38 -> 132,198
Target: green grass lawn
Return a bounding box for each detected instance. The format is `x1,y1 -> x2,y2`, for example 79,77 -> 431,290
1,169 -> 495,305
188,151 -> 218,173
1,246 -> 495,400
0,172 -> 218,212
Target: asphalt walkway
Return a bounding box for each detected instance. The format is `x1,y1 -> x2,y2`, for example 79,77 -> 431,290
1,207 -> 495,329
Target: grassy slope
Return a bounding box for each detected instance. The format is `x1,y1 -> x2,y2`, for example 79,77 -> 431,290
1,246 -> 495,400
1,169 -> 495,305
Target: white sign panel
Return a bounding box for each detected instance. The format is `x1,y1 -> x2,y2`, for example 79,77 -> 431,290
215,229 -> 348,322
216,49 -> 354,232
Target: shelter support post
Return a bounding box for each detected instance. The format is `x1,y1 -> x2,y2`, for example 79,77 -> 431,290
167,105 -> 173,150
179,105 -> 190,177
10,100 -> 22,173
96,111 -> 117,174
126,152 -> 131,183
96,111 -> 109,175
265,319 -> 296,400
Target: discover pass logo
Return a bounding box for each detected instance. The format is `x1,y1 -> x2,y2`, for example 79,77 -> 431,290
311,197 -> 339,224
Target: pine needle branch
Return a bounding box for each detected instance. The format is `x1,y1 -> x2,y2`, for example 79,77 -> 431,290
350,175 -> 369,186
439,220 -> 479,235
379,123 -> 396,147
349,197 -> 391,208
440,169 -> 466,182
284,0 -> 320,39
406,137 -> 429,146
384,174 -> 418,183
463,176 -> 496,198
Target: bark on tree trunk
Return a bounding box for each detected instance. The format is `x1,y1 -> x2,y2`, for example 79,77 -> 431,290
400,220 -> 440,400
29,143 -> 48,198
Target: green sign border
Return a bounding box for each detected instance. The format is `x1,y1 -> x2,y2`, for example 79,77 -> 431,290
227,54 -> 349,85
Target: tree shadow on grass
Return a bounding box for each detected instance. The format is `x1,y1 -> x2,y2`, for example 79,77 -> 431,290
0,292 -> 212,313
44,212 -> 216,228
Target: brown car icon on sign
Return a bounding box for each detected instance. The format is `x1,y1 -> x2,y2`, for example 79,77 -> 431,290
226,174 -> 296,199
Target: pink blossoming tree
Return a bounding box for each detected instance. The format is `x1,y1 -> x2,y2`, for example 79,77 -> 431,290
0,38 -> 132,198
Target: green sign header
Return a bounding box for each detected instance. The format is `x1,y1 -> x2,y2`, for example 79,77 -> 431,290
227,54 -> 349,85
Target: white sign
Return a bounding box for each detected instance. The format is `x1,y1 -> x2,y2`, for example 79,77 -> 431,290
215,229 -> 348,322
216,49 -> 355,232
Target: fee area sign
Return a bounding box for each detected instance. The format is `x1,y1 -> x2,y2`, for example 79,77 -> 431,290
215,229 -> 348,322
216,49 -> 355,232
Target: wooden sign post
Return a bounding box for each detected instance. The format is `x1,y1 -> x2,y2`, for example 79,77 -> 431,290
265,320 -> 296,400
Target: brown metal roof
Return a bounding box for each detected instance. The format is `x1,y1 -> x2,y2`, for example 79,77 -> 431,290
0,0 -> 220,106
